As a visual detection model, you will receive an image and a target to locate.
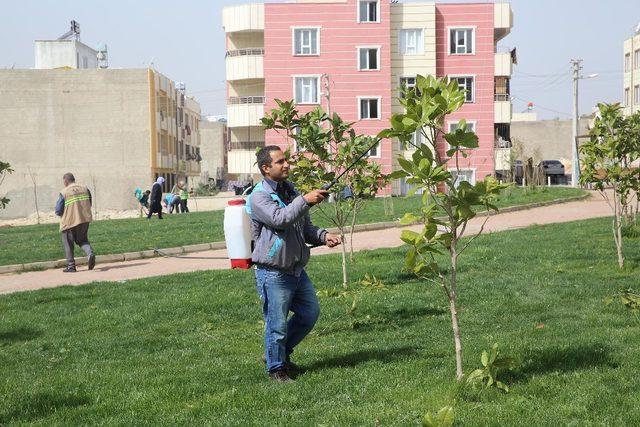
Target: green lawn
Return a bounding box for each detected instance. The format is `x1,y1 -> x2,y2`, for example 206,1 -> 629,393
0,187 -> 585,267
1,216 -> 638,425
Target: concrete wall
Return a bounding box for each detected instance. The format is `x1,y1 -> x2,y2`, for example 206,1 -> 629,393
0,69 -> 153,219
510,117 -> 591,173
199,120 -> 227,181
35,40 -> 98,69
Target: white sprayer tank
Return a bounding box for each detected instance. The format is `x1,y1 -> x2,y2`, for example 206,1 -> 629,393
224,199 -> 253,269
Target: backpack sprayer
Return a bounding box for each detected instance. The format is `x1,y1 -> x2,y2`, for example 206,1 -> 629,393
224,137 -> 381,269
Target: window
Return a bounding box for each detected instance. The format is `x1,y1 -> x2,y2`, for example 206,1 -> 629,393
358,47 -> 379,70
448,121 -> 476,133
358,0 -> 379,23
399,29 -> 424,55
625,53 -> 631,72
635,85 -> 640,105
359,98 -> 380,119
399,76 -> 421,98
367,143 -> 380,158
293,28 -> 319,55
450,169 -> 476,188
411,129 -> 425,147
636,50 -> 640,70
294,76 -> 320,104
625,88 -> 630,106
448,121 -> 477,150
449,28 -> 474,55
453,76 -> 475,102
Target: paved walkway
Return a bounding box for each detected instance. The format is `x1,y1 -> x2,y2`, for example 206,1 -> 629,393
0,192 -> 612,295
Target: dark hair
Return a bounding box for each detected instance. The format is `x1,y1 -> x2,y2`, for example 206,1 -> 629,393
63,172 -> 75,182
256,145 -> 282,176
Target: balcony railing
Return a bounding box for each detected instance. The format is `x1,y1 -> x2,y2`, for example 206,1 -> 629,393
229,140 -> 265,150
228,96 -> 265,105
495,93 -> 510,102
226,48 -> 264,57
494,139 -> 512,148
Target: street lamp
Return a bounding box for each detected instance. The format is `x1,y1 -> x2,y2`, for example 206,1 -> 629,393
571,60 -> 598,187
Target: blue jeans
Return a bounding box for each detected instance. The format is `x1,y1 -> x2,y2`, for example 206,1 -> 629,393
255,267 -> 320,372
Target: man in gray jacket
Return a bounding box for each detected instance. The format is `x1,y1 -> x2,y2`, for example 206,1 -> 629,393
249,145 -> 341,382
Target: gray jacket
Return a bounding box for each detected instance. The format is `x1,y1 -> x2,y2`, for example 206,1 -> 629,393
249,180 -> 327,276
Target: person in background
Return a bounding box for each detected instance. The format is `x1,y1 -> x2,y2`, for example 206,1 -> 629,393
147,177 -> 164,219
179,181 -> 190,213
55,172 -> 96,273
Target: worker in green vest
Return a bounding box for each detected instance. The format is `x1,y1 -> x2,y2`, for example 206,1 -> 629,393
179,181 -> 190,213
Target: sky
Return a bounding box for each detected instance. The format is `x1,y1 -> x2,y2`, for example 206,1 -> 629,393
0,0 -> 638,119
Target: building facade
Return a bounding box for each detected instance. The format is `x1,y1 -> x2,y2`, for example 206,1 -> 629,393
222,0 -> 514,192
0,68 -> 201,219
199,117 -> 228,185
623,31 -> 640,116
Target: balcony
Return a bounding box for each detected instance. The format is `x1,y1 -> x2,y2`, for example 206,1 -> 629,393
226,48 -> 264,81
222,4 -> 264,33
229,140 -> 264,150
494,3 -> 513,42
495,101 -> 512,123
227,96 -> 265,128
495,52 -> 512,76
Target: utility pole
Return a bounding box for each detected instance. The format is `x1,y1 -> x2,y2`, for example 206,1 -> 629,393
571,59 -> 582,188
323,73 -> 331,117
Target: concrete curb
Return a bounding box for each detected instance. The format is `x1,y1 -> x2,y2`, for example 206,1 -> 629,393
1,193 -> 590,275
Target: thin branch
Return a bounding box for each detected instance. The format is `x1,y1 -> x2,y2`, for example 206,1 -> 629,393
458,213 -> 491,255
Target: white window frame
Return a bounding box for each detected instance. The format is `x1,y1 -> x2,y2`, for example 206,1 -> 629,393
625,53 -> 631,72
365,137 -> 381,158
291,26 -> 321,56
635,85 -> 640,105
448,27 -> 476,55
449,75 -> 476,103
635,49 -> 640,70
358,96 -> 382,120
357,0 -> 380,23
447,120 -> 477,150
625,87 -> 630,106
292,75 -> 321,105
399,28 -> 424,56
450,168 -> 476,188
399,76 -> 418,98
357,46 -> 381,71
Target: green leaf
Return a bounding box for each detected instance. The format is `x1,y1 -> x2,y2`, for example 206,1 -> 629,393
400,230 -> 421,245
481,350 -> 489,367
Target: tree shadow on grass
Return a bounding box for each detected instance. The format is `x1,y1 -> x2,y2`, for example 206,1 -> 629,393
305,346 -> 419,372
0,327 -> 42,345
0,392 -> 91,423
390,305 -> 447,321
505,343 -> 619,384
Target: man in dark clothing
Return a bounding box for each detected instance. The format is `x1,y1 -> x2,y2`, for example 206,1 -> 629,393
147,177 -> 165,219
55,172 -> 95,272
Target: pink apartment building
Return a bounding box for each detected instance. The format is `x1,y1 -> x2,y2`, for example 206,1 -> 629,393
222,0 -> 514,194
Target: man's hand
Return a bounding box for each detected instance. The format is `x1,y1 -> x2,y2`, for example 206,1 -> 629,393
325,233 -> 342,248
303,189 -> 329,206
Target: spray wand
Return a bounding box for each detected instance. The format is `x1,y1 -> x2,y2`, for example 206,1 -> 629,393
321,137 -> 381,191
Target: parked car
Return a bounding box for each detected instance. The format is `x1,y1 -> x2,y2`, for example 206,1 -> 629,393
539,160 -> 565,176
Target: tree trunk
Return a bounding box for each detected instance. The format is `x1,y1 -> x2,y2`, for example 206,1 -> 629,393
340,230 -> 348,289
612,188 -> 625,268
449,250 -> 463,380
349,208 -> 357,263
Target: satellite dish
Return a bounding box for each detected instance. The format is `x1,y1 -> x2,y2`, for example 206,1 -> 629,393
636,22 -> 640,34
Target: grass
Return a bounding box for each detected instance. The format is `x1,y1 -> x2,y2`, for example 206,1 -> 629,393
0,216 -> 639,425
0,186 -> 585,267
